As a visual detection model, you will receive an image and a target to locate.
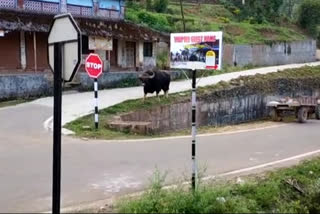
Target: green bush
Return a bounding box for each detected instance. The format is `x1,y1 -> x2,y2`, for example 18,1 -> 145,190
153,0 -> 168,13
221,0 -> 283,24
156,50 -> 169,70
146,0 -> 153,11
126,0 -> 142,10
130,9 -> 171,32
298,0 -> 320,37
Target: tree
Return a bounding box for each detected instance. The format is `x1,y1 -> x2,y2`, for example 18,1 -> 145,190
153,0 -> 168,13
146,0 -> 153,11
298,0 -> 320,37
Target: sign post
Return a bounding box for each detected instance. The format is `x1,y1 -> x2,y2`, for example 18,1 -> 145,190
191,68 -> 197,190
170,32 -> 223,191
48,13 -> 81,214
85,53 -> 103,130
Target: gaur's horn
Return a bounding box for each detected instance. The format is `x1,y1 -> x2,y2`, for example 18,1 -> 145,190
148,71 -> 155,79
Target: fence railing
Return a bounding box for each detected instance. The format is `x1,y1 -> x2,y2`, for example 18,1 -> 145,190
0,0 -> 124,19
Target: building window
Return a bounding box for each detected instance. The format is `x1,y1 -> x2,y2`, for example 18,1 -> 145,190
143,42 -> 153,57
82,35 -> 93,54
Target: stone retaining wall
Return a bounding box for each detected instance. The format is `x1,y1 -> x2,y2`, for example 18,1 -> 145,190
0,70 -> 191,101
0,73 -> 53,101
108,89 -> 320,135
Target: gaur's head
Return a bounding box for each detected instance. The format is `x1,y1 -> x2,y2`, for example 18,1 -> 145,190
138,70 -> 155,86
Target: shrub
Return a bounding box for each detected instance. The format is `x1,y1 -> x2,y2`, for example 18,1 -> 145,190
156,50 -> 169,70
153,0 -> 168,13
136,10 -> 171,32
146,0 -> 153,11
125,8 -> 140,23
126,0 -> 142,10
218,16 -> 231,23
298,0 -> 320,37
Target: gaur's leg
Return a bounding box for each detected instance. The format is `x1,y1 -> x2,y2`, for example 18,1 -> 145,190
156,92 -> 160,101
143,93 -> 147,101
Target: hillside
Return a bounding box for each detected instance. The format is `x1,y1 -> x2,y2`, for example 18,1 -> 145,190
125,1 -> 307,44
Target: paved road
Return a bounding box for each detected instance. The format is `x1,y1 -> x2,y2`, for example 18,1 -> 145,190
1,62 -> 320,212
32,62 -> 320,131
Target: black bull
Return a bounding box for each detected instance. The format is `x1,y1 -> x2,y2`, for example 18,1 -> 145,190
139,70 -> 171,100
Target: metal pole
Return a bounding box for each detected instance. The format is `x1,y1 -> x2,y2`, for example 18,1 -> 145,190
53,42 -> 62,214
191,69 -> 197,191
94,78 -> 99,129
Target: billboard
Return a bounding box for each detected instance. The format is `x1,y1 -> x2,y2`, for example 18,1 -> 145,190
89,36 -> 113,51
170,31 -> 223,70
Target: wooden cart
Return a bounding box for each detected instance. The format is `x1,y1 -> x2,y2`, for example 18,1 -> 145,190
267,97 -> 320,123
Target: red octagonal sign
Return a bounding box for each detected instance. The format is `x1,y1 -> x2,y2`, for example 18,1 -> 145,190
85,53 -> 103,79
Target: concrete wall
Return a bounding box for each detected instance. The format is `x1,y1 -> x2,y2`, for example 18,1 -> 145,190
0,73 -> 52,100
0,69 -> 192,100
77,69 -> 192,91
223,40 -> 317,67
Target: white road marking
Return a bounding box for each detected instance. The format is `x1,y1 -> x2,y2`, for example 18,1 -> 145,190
91,174 -> 141,194
43,116 -> 53,131
57,148 -> 320,213
203,149 -> 320,181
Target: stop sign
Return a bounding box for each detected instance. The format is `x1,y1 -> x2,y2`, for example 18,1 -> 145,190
85,53 -> 103,78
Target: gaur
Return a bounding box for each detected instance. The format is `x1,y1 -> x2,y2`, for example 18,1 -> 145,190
138,70 -> 171,100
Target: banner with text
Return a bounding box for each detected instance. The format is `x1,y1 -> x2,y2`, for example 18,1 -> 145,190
170,32 -> 223,70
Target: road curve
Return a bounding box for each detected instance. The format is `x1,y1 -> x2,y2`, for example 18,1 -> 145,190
31,61 -> 320,132
1,62 -> 320,212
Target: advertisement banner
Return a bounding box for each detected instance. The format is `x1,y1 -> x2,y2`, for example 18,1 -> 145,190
170,31 -> 223,70
89,36 -> 113,50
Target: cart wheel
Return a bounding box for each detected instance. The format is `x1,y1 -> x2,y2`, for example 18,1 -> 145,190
316,105 -> 320,120
298,107 -> 308,123
270,108 -> 281,121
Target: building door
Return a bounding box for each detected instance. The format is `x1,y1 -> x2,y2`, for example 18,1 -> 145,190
109,39 -> 118,66
0,31 -> 20,70
125,41 -> 136,68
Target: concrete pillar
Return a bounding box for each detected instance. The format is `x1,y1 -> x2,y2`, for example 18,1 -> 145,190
138,41 -> 144,68
20,31 -> 26,70
136,41 -> 143,69
60,0 -> 67,13
17,0 -> 24,9
153,41 -> 157,58
117,40 -> 125,68
33,32 -> 37,72
93,0 -> 99,16
95,50 -> 108,72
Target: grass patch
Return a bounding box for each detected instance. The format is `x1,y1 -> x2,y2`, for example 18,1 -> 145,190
0,99 -> 33,108
116,157 -> 320,213
65,65 -> 320,140
126,3 -> 306,44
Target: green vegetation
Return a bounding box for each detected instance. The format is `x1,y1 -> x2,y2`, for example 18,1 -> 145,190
117,157 -> 320,213
156,49 -> 170,70
125,1 -> 306,44
0,99 -> 33,108
65,65 -> 320,140
298,0 -> 320,45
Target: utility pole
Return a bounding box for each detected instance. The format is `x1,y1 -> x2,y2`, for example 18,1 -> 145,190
179,0 -> 186,32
